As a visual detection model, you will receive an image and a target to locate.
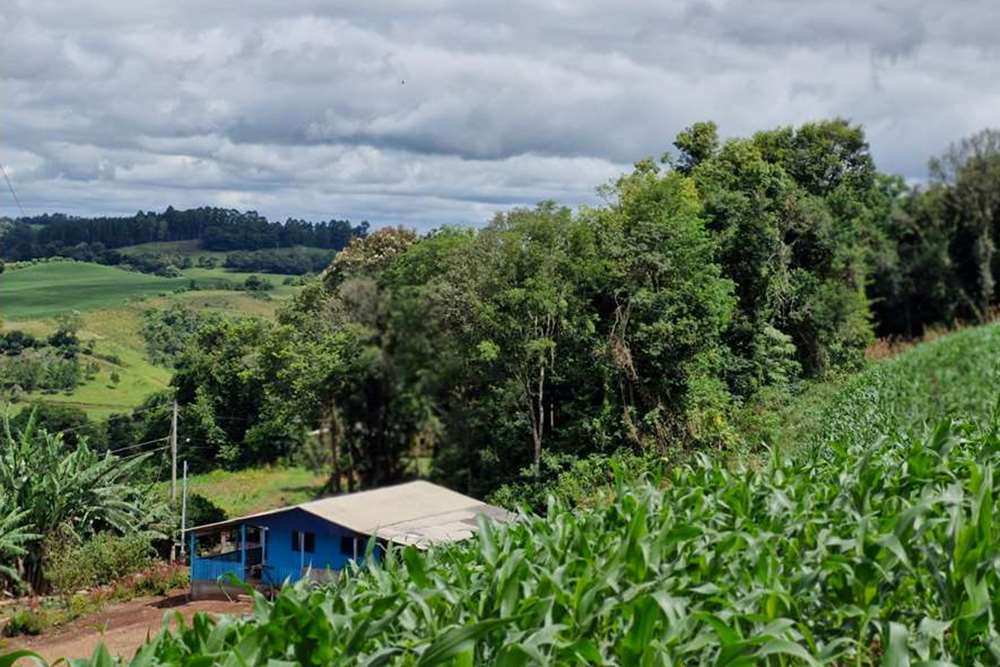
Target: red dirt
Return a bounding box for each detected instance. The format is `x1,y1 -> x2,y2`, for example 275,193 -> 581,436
3,592 -> 252,662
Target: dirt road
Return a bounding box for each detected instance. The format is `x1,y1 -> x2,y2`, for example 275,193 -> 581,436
4,593 -> 252,662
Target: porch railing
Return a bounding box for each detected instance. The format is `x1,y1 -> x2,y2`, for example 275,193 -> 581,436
191,546 -> 263,583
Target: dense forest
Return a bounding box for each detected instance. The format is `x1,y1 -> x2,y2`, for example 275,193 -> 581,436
0,206 -> 369,261
42,120 -> 995,504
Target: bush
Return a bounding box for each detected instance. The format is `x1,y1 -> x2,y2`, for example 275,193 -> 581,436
242,274 -> 273,292
45,532 -> 154,594
185,493 -> 227,528
2,609 -> 48,637
488,449 -> 663,512
129,562 -> 189,597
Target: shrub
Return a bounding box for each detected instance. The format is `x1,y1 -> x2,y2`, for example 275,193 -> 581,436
242,274 -> 273,292
2,609 -> 48,637
128,562 -> 189,597
184,493 -> 227,528
45,532 -> 154,594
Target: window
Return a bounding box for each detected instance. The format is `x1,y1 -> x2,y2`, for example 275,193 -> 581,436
291,530 -> 315,553
340,535 -> 356,557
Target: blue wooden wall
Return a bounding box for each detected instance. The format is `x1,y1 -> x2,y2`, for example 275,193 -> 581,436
255,508 -> 363,582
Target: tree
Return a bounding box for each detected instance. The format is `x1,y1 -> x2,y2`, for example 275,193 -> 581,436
672,121 -> 719,174
688,119 -> 876,381
931,129 -> 1000,320
444,203 -> 594,473
587,163 -> 736,449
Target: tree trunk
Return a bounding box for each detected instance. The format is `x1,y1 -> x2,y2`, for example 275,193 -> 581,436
324,410 -> 343,493
534,363 -> 544,474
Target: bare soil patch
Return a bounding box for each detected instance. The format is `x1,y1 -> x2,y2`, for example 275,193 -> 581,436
3,592 -> 252,662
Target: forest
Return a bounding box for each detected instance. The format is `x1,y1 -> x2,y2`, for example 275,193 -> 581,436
0,206 -> 369,261
16,119 -> 995,502
166,122 -> 1000,497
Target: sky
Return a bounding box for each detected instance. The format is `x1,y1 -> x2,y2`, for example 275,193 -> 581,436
2,1 -> 999,229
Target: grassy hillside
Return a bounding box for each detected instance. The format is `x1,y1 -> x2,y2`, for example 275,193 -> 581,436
0,261 -> 304,417
178,466 -> 327,518
0,262 -> 188,320
0,261 -> 300,321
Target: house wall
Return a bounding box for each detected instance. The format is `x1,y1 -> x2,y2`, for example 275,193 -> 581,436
255,509 -> 366,583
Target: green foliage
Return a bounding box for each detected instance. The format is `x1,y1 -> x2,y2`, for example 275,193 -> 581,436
242,274 -> 273,292
0,348 -> 82,393
184,492 -> 228,528
0,412 -> 167,592
140,303 -> 221,366
0,495 -> 35,589
689,118 -> 876,384
44,531 -> 154,594
172,123 -> 887,496
12,403 -> 99,447
2,609 -> 48,637
0,563 -> 189,639
488,449 -> 661,512
872,128 -> 1000,335
224,246 -> 335,275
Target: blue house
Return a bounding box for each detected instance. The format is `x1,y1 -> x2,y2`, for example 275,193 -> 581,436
185,480 -> 513,598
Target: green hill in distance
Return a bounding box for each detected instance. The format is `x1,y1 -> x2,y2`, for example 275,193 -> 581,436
0,260 -> 303,418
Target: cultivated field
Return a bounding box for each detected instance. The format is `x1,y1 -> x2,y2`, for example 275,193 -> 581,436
0,260 -> 302,417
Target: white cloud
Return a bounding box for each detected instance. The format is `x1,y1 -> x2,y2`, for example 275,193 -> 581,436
2,0 -> 999,227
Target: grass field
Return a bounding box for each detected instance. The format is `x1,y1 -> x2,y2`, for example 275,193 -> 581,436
0,261 -> 300,321
176,466 -> 328,518
0,261 -> 304,417
0,262 -> 190,320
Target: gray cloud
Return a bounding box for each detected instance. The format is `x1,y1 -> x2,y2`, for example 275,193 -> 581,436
2,0 -> 999,228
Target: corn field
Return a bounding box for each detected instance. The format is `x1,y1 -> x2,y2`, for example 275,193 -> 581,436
5,415 -> 991,665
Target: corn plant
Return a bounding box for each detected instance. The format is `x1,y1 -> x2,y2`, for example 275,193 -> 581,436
9,415 -> 996,665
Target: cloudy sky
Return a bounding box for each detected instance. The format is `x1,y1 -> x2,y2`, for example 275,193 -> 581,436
2,1 -> 998,229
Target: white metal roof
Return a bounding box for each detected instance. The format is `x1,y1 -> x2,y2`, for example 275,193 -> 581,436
186,480 -> 514,547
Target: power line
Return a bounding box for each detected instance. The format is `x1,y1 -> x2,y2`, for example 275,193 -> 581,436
117,444 -> 170,462
104,435 -> 169,455
0,163 -> 25,217
26,401 -> 176,439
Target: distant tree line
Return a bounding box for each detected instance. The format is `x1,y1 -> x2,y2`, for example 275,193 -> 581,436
223,247 -> 337,275
0,206 -> 369,261
869,129 -> 1000,336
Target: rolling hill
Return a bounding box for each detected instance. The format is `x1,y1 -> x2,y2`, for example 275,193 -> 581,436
0,260 -> 304,417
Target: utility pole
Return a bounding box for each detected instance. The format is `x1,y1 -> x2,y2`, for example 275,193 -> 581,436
170,400 -> 178,501
180,460 -> 188,559
170,399 -> 179,562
